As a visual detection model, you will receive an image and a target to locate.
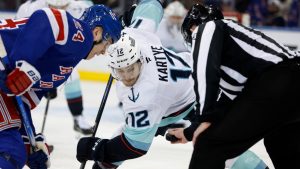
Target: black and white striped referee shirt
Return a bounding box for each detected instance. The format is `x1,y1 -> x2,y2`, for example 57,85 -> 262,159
191,19 -> 300,122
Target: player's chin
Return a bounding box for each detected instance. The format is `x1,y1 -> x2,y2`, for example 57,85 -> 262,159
123,79 -> 136,87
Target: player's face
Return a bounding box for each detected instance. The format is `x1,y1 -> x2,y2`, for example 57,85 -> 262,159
190,25 -> 197,32
114,62 -> 142,87
168,15 -> 183,26
86,27 -> 112,60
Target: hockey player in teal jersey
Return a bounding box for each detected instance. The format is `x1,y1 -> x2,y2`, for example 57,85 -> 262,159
76,1 -> 268,169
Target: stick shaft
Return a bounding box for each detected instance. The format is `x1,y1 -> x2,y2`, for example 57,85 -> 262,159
80,75 -> 114,169
16,96 -> 37,151
41,97 -> 50,134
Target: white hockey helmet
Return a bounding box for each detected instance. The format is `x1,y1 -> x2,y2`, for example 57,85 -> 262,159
107,33 -> 141,69
107,33 -> 142,81
46,0 -> 71,7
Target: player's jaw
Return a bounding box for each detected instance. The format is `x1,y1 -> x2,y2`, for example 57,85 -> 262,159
86,27 -> 112,60
118,62 -> 142,87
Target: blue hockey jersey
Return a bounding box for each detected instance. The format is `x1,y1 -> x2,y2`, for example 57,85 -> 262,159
0,8 -> 94,108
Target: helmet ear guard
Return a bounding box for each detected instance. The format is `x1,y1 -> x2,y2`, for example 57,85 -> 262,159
80,5 -> 122,43
181,3 -> 223,48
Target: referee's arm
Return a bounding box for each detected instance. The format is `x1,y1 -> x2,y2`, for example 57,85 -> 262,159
193,20 -> 225,122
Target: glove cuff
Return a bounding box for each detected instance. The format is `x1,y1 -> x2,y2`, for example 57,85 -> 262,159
16,60 -> 41,83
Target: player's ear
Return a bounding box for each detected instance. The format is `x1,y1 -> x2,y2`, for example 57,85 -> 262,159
92,26 -> 103,42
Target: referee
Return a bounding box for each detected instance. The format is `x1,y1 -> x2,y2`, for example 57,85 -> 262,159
169,3 -> 300,169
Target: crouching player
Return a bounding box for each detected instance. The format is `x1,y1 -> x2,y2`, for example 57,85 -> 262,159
0,4 -> 121,169
76,1 -> 269,169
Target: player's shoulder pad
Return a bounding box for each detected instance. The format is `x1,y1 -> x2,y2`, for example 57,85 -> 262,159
39,8 -> 69,45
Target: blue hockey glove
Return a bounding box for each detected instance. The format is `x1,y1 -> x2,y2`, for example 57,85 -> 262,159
76,137 -> 109,163
27,150 -> 48,169
24,133 -> 51,169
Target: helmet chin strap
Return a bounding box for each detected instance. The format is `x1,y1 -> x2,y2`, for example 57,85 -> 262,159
93,39 -> 102,46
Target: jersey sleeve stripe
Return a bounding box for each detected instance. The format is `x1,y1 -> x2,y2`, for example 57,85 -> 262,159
22,91 -> 40,109
50,8 -> 65,41
197,22 -> 216,114
120,134 -> 145,156
43,8 -> 69,45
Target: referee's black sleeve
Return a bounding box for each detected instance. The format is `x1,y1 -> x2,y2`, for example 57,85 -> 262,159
192,18 -> 300,124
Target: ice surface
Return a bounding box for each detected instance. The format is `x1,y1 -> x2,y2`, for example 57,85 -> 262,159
24,81 -> 274,169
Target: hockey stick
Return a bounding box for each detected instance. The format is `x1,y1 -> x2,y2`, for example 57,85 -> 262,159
16,96 -> 38,151
80,74 -> 114,169
40,95 -> 55,153
41,97 -> 50,134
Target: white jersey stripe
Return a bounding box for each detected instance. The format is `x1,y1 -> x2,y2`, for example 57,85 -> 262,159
220,78 -> 244,92
197,21 -> 216,114
223,20 -> 294,58
221,89 -> 237,100
43,8 -> 68,45
27,91 -> 40,108
220,66 -> 247,84
232,36 -> 283,63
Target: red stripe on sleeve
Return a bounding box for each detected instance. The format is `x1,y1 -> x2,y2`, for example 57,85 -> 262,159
120,134 -> 144,156
50,8 -> 65,41
23,92 -> 37,109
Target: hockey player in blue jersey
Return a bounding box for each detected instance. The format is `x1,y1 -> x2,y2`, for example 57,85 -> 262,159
0,4 -> 121,169
17,0 -> 97,136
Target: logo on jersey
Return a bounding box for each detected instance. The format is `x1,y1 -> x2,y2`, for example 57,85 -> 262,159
72,30 -> 85,42
0,18 -> 28,30
145,57 -> 151,63
60,66 -> 73,74
109,10 -> 117,20
73,19 -> 83,31
52,74 -> 65,81
117,48 -> 124,57
128,87 -> 139,102
40,81 -> 53,88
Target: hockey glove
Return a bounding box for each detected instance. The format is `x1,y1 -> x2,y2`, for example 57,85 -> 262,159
24,133 -> 51,169
76,137 -> 109,163
28,150 -> 49,169
45,88 -> 57,100
6,60 -> 40,96
119,4 -> 137,28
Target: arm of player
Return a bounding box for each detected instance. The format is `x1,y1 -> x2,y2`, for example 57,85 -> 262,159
9,9 -> 57,66
77,127 -> 158,168
130,0 -> 163,33
76,132 -> 155,168
193,20 -> 224,123
76,103 -> 162,168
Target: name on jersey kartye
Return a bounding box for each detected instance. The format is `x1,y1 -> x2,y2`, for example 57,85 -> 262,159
151,46 -> 168,82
